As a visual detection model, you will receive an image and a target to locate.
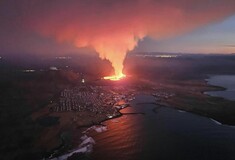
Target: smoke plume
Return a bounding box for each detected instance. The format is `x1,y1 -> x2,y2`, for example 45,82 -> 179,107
20,0 -> 235,77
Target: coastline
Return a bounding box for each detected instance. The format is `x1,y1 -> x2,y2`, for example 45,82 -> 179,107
153,101 -> 235,128
45,104 -> 130,159
150,78 -> 235,126
203,75 -> 226,93
204,75 -> 235,101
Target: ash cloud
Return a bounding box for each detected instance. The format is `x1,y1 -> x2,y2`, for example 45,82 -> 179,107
1,0 -> 235,75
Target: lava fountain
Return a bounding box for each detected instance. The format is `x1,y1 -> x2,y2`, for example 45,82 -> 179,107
102,50 -> 127,81
92,34 -> 141,81
102,54 -> 127,80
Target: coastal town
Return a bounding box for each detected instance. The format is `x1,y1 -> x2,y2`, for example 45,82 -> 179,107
52,84 -> 135,118
52,81 -> 176,114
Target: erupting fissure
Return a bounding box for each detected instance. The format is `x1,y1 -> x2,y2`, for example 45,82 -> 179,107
104,73 -> 126,81
103,60 -> 126,81
94,39 -> 138,81
101,50 -> 127,81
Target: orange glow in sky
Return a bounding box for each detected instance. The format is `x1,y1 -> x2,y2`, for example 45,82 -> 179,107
25,0 -> 235,71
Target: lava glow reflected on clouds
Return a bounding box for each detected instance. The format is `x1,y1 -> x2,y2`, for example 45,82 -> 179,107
2,0 -> 235,73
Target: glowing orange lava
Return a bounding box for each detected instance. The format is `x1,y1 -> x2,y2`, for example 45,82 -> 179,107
104,73 -> 126,81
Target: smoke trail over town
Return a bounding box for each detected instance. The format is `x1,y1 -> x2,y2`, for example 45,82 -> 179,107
2,0 -> 235,78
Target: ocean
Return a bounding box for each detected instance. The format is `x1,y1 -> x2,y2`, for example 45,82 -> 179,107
89,94 -> 235,160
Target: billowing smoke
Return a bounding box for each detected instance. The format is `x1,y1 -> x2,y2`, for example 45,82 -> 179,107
20,0 -> 235,77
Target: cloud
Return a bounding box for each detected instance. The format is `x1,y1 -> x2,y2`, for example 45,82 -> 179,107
223,45 -> 235,48
1,0 -> 235,76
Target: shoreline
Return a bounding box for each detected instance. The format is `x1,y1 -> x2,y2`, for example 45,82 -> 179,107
45,105 -> 130,159
155,99 -> 235,126
152,101 -> 235,127
204,75 -> 235,101
203,75 -> 226,95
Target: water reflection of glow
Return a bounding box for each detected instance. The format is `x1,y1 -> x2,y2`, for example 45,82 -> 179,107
91,106 -> 144,160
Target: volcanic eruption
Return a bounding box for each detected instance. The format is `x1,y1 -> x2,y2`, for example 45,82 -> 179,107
20,0 -> 235,80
